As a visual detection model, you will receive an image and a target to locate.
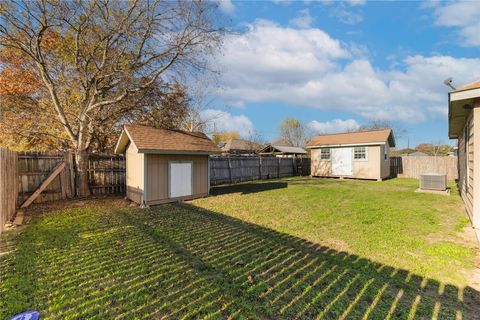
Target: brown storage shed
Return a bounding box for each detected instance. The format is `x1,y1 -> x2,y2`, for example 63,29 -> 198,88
114,125 -> 221,206
306,129 -> 395,181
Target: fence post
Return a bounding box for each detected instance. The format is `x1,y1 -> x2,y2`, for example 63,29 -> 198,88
277,157 -> 281,178
227,157 -> 232,184
0,148 -> 19,235
258,156 -> 262,180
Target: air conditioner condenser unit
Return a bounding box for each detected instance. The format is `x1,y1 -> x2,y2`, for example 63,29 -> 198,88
419,173 -> 447,191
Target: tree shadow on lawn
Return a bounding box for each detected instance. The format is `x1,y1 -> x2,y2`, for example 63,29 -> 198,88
0,199 -> 479,319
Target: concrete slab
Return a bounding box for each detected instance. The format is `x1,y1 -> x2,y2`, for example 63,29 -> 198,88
415,188 -> 451,196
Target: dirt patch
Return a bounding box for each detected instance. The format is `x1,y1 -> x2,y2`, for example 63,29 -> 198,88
22,195 -> 130,216
321,238 -> 349,252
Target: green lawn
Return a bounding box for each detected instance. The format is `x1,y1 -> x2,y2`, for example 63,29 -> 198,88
0,177 -> 478,319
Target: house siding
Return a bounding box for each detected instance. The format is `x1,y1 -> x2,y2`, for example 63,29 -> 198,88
458,111 -> 473,220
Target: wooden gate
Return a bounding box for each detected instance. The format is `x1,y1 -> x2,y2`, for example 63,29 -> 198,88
18,152 -> 74,205
18,152 -> 125,205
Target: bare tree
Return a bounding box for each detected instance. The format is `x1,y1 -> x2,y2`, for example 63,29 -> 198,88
359,120 -> 406,148
278,117 -> 308,147
244,130 -> 266,151
0,0 -> 223,196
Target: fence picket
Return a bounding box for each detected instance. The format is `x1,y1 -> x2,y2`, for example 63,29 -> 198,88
209,156 -> 310,186
0,147 -> 18,235
390,156 -> 457,180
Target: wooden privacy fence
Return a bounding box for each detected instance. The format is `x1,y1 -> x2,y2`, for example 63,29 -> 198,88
390,157 -> 403,178
18,152 -> 125,205
6,151 -> 304,217
88,154 -> 126,195
210,156 -> 311,185
390,156 -> 458,181
0,148 -> 18,235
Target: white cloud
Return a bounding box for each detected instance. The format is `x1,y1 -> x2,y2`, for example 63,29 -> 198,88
218,20 -> 480,123
289,9 -> 314,29
272,0 -> 292,4
345,0 -> 366,6
307,119 -> 360,134
200,109 -> 254,137
218,0 -> 234,14
432,1 -> 480,47
329,3 -> 363,25
220,20 -> 349,89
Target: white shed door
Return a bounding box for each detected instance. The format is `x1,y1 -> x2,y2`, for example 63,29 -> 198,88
169,162 -> 193,198
331,148 -> 353,176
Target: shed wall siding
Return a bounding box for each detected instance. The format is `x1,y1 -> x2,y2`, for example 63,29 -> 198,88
146,154 -> 208,204
126,143 -> 144,204
311,145 -> 386,180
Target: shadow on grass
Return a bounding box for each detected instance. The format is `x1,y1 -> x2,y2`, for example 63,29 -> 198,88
211,181 -> 288,195
0,199 -> 478,319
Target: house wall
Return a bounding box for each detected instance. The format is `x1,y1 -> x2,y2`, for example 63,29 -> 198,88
311,144 -> 388,180
145,154 -> 209,205
473,106 -> 480,229
458,110 -> 474,223
126,143 -> 145,204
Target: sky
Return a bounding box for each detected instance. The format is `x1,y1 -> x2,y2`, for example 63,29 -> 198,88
200,0 -> 480,148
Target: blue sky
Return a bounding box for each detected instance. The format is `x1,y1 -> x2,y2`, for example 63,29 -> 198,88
202,0 -> 480,148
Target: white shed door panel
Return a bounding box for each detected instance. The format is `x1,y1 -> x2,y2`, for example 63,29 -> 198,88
331,148 -> 353,176
169,162 -> 193,198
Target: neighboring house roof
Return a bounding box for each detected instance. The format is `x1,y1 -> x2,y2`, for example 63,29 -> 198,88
306,129 -> 395,148
258,144 -> 307,154
402,151 -> 428,157
114,124 -> 221,154
221,139 -> 261,152
271,138 -> 293,147
273,145 -> 307,154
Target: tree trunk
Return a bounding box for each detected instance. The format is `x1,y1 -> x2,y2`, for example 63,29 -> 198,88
75,148 -> 90,197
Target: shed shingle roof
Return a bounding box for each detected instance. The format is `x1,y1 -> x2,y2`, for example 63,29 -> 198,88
306,129 -> 395,148
115,125 -> 221,154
